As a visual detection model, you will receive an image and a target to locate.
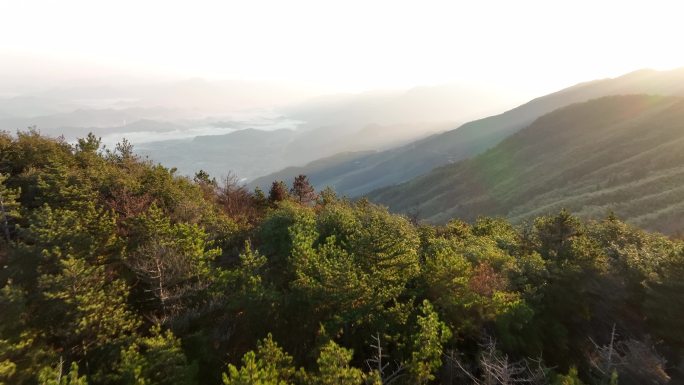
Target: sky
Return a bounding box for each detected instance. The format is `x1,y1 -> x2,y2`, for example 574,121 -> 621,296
1,0 -> 684,97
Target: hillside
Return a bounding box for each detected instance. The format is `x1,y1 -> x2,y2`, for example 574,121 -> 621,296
138,128 -> 297,180
368,95 -> 684,234
276,83 -> 516,165
248,150 -> 375,190
256,68 -> 684,197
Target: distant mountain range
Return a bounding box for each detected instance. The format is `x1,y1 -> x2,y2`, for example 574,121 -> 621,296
1,80 -> 516,181
368,95 -> 684,234
252,68 -> 684,196
137,83 -> 517,180
137,128 -> 297,180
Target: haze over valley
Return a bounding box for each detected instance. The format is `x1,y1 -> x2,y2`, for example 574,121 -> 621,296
0,76 -> 521,180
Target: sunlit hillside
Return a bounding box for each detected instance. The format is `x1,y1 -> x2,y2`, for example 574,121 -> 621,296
369,95 -> 684,234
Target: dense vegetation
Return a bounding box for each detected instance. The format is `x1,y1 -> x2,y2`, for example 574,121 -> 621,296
1,131 -> 683,384
370,95 -> 684,235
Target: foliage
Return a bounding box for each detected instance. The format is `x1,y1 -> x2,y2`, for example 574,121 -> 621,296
38,361 -> 88,385
116,326 -> 196,385
407,300 -> 451,385
1,131 -> 683,384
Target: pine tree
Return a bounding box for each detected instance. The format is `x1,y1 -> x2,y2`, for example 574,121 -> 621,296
222,334 -> 295,385
194,169 -> 215,186
253,187 -> 269,211
39,257 -> 140,361
126,205 -> 220,323
0,283 -> 37,385
75,133 -> 101,154
0,173 -> 20,245
311,341 -> 364,385
290,175 -> 316,205
117,326 -> 196,385
553,367 -> 585,385
408,300 -> 452,385
38,360 -> 88,385
268,181 -> 289,204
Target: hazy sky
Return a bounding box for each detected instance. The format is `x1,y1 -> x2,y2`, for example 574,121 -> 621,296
2,0 -> 684,96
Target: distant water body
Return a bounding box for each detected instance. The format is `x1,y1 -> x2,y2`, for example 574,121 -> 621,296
100,111 -> 303,149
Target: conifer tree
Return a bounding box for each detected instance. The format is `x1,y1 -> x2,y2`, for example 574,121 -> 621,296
75,133 -> 101,154
408,300 -> 452,385
290,175 -> 316,205
311,341 -> 364,385
39,257 -> 140,361
117,326 -> 196,385
38,361 -> 88,385
268,181 -> 289,204
0,173 -> 19,245
222,334 -> 295,385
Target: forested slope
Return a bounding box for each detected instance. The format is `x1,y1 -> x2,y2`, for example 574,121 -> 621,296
369,95 -> 684,234
255,68 -> 684,197
1,131 -> 683,384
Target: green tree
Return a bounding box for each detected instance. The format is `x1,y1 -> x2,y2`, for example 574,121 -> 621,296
117,326 -> 196,385
0,283 -> 43,385
408,300 -> 451,385
194,170 -> 216,186
0,173 -> 20,245
126,205 -> 220,322
288,200 -> 420,351
643,249 -> 684,350
75,133 -> 101,154
222,334 -> 296,385
17,201 -> 120,274
310,341 -> 364,385
38,361 -> 88,385
39,257 -> 139,363
553,366 -> 585,385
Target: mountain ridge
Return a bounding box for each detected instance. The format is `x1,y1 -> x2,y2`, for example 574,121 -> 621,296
252,67 -> 684,196
367,94 -> 684,234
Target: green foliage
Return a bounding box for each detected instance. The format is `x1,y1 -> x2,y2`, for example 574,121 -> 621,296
310,341 -> 364,385
222,351 -> 283,385
126,204 -> 221,322
0,283 -> 27,385
553,367 -> 585,385
0,173 -> 20,245
1,131 -> 684,384
408,300 -> 451,385
643,249 -> 684,348
39,256 -> 139,358
38,361 -> 88,385
76,133 -> 102,154
116,326 -> 196,385
222,334 -> 295,385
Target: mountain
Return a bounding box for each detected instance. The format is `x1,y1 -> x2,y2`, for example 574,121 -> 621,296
275,84 -> 517,166
368,95 -> 684,234
0,107 -> 192,137
256,68 -> 684,197
139,84 -> 514,182
137,128 -> 297,180
1,80 -> 519,183
249,150 -> 376,191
